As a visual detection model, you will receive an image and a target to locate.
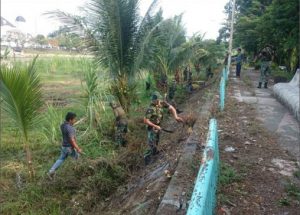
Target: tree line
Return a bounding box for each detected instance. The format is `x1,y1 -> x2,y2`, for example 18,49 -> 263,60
47,0 -> 225,112
217,0 -> 299,72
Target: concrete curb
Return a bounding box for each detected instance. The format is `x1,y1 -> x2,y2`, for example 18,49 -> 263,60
156,96 -> 213,214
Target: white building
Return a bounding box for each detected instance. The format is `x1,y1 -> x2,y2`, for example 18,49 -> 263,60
1,16 -> 33,49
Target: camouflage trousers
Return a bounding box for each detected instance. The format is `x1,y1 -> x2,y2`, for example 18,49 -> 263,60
168,86 -> 176,100
259,61 -> 271,84
144,129 -> 160,156
115,122 -> 128,146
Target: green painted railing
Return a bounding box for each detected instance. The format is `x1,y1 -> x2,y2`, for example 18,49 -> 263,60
220,66 -> 228,111
187,119 -> 219,215
222,67 -> 227,82
220,77 -> 225,111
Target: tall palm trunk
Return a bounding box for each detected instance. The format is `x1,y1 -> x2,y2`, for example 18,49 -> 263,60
110,74 -> 135,113
24,140 -> 34,178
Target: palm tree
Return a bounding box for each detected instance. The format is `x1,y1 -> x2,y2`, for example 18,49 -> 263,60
0,57 -> 43,178
144,16 -> 206,92
195,39 -> 225,68
46,0 -> 160,113
153,15 -> 187,72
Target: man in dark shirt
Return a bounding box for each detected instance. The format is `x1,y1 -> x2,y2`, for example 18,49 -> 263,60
47,112 -> 82,180
232,48 -> 243,77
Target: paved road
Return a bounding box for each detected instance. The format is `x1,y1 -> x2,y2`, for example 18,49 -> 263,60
230,68 -> 300,163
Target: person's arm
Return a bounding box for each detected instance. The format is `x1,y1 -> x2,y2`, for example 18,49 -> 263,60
144,108 -> 161,130
70,138 -> 82,153
254,53 -> 262,63
143,118 -> 161,130
231,54 -> 238,62
168,105 -> 183,122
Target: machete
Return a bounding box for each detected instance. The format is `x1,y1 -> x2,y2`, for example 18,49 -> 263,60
161,128 -> 174,133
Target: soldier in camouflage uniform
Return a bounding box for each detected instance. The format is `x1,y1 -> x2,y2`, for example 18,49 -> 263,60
167,79 -> 183,114
168,79 -> 177,101
187,69 -> 193,93
206,66 -> 213,80
183,67 -> 188,81
175,69 -> 180,83
110,101 -> 128,147
143,91 -> 183,164
145,73 -> 151,91
257,48 -> 273,88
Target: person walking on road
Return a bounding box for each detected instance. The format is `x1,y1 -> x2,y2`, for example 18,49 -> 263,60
143,91 -> 183,165
47,112 -> 82,180
257,47 -> 273,88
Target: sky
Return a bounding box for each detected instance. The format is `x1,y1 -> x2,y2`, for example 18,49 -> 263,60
1,0 -> 228,39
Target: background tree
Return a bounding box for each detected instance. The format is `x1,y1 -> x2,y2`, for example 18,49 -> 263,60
33,34 -> 48,46
196,40 -> 225,67
143,14 -> 187,91
48,26 -> 82,50
216,1 -> 234,44
141,15 -> 215,93
219,0 -> 299,72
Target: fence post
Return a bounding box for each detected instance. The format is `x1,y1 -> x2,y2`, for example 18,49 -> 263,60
222,68 -> 227,82
226,66 -> 229,80
187,119 -> 219,215
219,76 -> 225,111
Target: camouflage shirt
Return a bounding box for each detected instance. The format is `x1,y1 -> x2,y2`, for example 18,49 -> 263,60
145,101 -> 170,128
259,52 -> 272,62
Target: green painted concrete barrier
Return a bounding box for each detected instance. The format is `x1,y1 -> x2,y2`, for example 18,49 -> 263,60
187,119 -> 219,215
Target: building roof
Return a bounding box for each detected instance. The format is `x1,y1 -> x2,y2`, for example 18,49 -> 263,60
0,16 -> 15,27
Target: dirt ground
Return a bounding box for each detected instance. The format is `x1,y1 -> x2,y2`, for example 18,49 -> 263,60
216,81 -> 300,214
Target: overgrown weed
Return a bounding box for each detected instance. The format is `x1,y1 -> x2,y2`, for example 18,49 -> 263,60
219,163 -> 242,186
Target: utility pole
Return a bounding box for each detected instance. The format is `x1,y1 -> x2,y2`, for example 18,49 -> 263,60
227,0 -> 236,76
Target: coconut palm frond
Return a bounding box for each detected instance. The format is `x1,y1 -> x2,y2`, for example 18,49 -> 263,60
0,58 -> 43,140
44,10 -> 87,36
136,0 -> 160,41
134,15 -> 169,72
139,0 -> 160,27
168,42 -> 194,71
86,0 -> 140,78
156,54 -> 169,75
141,14 -> 187,75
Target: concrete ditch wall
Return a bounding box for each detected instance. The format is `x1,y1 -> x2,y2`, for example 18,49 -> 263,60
156,95 -> 213,214
273,69 -> 300,121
